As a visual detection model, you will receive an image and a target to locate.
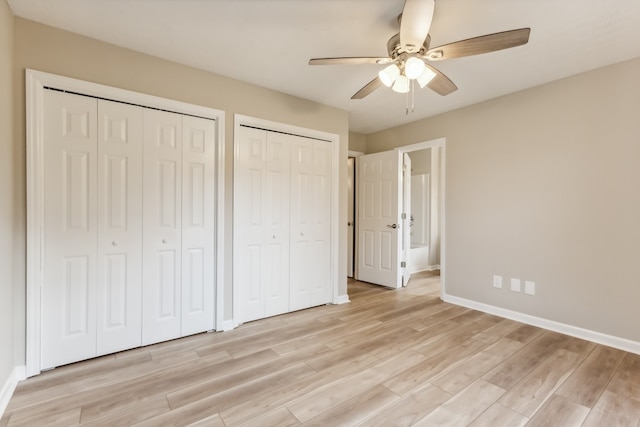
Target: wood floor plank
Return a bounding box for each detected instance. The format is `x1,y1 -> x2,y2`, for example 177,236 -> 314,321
219,352 -> 384,426
79,348 -> 280,422
186,413 -> 226,427
431,337 -> 524,394
298,385 -> 399,426
498,348 -> 581,417
287,349 -> 426,422
356,384 -> 452,427
2,405 -> 80,427
556,344 -> 625,408
581,407 -> 638,427
467,403 -> 528,427
412,380 -> 506,426
482,330 -> 568,390
240,407 -> 300,427
383,338 -> 489,396
79,395 -> 170,427
525,394 -> 590,427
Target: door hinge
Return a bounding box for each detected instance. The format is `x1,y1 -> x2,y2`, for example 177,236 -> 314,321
401,261 -> 406,268
401,213 -> 406,219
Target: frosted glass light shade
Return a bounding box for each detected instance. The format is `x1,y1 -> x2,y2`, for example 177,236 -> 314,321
405,57 -> 426,79
378,64 -> 400,87
392,75 -> 410,93
416,67 -> 436,88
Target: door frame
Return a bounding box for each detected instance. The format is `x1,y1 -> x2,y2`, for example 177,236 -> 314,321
232,115 -> 340,327
25,69 -> 226,376
396,137 -> 446,296
347,151 -> 363,279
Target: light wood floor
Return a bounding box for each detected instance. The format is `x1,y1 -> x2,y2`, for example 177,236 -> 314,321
3,272 -> 640,426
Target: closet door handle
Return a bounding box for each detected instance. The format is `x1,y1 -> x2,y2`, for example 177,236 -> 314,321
162,239 -> 168,244
112,240 -> 118,246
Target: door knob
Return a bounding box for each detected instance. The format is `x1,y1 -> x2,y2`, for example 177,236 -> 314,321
112,240 -> 118,246
387,224 -> 398,229
162,239 -> 167,244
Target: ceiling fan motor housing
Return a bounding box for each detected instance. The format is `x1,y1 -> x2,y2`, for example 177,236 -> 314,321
387,33 -> 431,60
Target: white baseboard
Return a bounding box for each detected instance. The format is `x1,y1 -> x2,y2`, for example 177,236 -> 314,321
443,293 -> 640,355
334,294 -> 350,305
0,365 -> 26,419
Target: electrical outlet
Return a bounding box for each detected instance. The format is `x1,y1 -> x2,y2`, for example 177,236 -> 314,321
525,281 -> 536,295
493,275 -> 503,289
510,278 -> 521,292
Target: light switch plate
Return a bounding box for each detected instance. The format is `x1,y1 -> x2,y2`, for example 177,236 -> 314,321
510,278 -> 521,292
493,275 -> 503,289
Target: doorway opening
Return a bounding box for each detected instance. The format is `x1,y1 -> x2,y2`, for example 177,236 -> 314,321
349,138 -> 445,296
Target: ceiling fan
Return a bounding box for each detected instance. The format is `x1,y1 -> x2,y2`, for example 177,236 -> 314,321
309,0 -> 530,100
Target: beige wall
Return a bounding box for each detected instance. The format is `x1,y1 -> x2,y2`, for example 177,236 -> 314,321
12,18 -> 349,366
348,131 -> 367,153
367,57 -> 640,342
0,0 -> 15,387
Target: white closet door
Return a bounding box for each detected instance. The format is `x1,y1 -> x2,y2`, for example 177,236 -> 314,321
264,132 -> 291,317
235,127 -> 291,322
142,109 -> 183,345
235,126 -> 267,322
42,90 -> 98,369
181,116 -> 216,335
96,100 -> 143,355
290,139 -> 332,311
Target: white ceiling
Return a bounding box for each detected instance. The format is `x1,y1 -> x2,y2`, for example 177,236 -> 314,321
8,0 -> 640,134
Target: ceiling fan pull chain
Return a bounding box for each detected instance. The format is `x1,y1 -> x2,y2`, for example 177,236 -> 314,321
411,80 -> 416,113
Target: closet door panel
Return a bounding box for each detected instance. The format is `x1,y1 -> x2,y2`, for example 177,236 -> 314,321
310,142 -> 332,306
181,116 -> 216,335
290,139 -> 332,311
142,109 -> 183,345
235,126 -> 267,322
96,100 -> 143,355
264,132 -> 291,317
289,138 -> 313,311
42,90 -> 98,369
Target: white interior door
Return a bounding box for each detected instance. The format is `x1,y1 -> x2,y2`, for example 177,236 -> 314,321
42,90 -> 98,369
356,150 -> 403,288
181,115 -> 216,334
290,139 -> 332,310
142,109 -> 183,345
96,99 -> 143,355
347,157 -> 355,278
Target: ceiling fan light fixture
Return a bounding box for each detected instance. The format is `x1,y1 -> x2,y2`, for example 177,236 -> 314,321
379,64 -> 400,87
416,67 -> 436,88
392,74 -> 410,93
404,56 -> 425,79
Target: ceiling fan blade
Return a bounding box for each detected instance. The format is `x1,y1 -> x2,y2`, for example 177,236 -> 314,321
351,77 -> 383,99
309,57 -> 391,65
425,64 -> 457,96
400,0 -> 435,53
425,28 -> 531,61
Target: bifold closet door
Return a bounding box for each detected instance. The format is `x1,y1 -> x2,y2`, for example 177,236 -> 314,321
142,109 -> 183,345
181,115 -> 216,335
235,126 -> 291,323
42,93 -> 144,368
290,139 -> 332,311
142,110 -> 216,344
96,100 -> 144,355
42,90 -> 99,369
